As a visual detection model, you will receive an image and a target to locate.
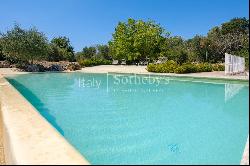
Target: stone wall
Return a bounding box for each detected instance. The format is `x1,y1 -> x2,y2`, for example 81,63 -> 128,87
0,61 -> 81,72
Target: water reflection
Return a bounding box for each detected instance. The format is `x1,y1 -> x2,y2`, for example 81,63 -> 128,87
224,83 -> 245,102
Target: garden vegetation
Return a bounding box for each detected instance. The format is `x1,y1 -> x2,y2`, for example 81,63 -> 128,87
0,17 -> 249,73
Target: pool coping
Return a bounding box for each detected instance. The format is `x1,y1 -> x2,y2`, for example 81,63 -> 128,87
0,71 -> 249,165
0,76 -> 90,165
77,70 -> 249,82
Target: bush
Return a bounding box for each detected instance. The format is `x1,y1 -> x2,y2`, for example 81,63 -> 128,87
164,60 -> 178,73
147,60 -> 178,73
174,63 -> 198,73
174,66 -> 185,73
148,61 -> 224,74
147,63 -> 157,72
212,63 -> 225,71
196,63 -> 213,72
78,58 -> 112,67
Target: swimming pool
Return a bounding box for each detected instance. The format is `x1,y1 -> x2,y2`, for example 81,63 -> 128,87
6,73 -> 249,164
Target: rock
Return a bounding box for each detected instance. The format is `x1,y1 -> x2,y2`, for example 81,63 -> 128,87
66,63 -> 81,71
10,64 -> 17,68
1,60 -> 82,72
0,61 -> 10,68
25,64 -> 46,72
47,64 -> 64,71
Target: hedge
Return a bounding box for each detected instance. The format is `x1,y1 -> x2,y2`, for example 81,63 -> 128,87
78,58 -> 112,67
147,61 -> 224,74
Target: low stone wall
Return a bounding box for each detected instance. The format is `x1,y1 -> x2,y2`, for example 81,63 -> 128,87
0,61 -> 81,72
34,61 -> 81,71
0,61 -> 10,68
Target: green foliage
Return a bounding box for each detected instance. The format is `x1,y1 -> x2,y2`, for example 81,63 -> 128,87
76,45 -> 111,63
196,63 -> 213,72
49,36 -> 75,61
160,36 -> 189,64
186,35 -> 209,62
221,17 -> 249,35
47,44 -> 63,62
1,17 -> 249,69
231,34 -> 249,69
207,17 -> 249,63
147,60 -> 178,73
174,63 -> 198,73
78,46 -> 97,59
78,58 -> 112,67
147,61 -> 224,74
174,63 -> 213,74
0,39 -> 5,60
96,44 -> 111,60
109,18 -> 168,62
147,63 -> 157,72
211,63 -> 225,71
0,24 -> 49,64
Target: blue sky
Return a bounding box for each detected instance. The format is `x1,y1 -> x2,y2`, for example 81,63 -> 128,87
0,0 -> 249,51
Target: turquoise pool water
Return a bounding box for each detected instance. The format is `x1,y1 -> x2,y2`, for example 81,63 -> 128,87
6,73 -> 249,164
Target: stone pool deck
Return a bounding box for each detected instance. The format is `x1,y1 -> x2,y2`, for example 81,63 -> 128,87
79,65 -> 249,80
0,66 -> 249,165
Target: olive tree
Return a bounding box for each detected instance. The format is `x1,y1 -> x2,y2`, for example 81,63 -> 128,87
0,37 -> 5,60
49,36 -> 75,61
96,44 -> 111,60
0,24 -> 49,64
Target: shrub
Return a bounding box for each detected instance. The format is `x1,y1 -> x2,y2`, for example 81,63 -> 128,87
176,63 -> 198,73
212,63 -> 225,71
164,60 -> 178,73
148,61 -> 224,74
196,63 -> 213,72
147,60 -> 178,73
78,58 -> 112,67
147,64 -> 157,72
174,66 -> 185,73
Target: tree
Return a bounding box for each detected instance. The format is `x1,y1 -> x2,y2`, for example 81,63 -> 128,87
207,18 -> 249,63
49,36 -> 75,61
109,20 -> 134,61
96,44 -> 111,60
221,17 -> 249,35
186,35 -> 208,62
0,24 -> 49,64
47,44 -> 63,62
160,36 -> 188,64
109,18 -> 168,62
78,46 -> 97,59
0,38 -> 5,60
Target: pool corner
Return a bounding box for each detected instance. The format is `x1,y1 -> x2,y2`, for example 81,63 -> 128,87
0,76 -> 90,165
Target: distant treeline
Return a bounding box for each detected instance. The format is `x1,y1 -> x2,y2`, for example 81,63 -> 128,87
0,17 -> 249,67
